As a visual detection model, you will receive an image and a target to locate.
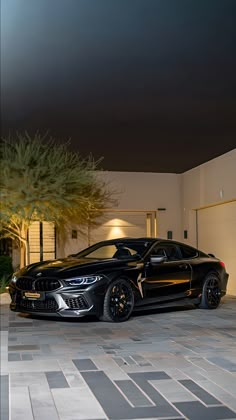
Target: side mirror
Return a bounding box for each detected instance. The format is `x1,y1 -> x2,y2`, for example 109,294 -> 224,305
150,255 -> 166,265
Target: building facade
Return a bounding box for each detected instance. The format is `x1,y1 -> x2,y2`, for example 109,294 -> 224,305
13,148 -> 236,295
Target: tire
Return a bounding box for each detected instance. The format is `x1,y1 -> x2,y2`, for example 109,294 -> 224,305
99,278 -> 134,322
199,273 -> 221,309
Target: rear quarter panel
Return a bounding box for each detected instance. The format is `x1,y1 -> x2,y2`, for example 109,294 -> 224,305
190,257 -> 228,296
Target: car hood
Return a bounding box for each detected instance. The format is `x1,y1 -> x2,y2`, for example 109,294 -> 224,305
18,257 -> 138,278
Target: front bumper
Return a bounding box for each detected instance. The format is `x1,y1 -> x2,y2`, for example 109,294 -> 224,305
9,283 -> 106,318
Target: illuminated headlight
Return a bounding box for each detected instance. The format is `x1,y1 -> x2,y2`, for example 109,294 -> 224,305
64,275 -> 102,285
10,274 -> 18,284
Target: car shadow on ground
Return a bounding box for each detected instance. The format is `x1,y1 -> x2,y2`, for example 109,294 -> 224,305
17,303 -> 197,323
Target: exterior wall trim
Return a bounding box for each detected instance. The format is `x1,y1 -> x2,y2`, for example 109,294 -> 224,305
193,198 -> 236,211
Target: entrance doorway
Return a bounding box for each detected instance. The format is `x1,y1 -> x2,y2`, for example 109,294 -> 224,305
28,221 -> 56,264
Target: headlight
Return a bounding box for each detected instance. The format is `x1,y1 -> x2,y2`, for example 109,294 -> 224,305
64,275 -> 102,285
10,274 -> 18,284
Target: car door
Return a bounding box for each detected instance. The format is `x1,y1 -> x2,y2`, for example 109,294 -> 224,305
141,242 -> 192,304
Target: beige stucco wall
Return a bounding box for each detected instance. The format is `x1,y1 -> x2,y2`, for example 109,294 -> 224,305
181,149 -> 236,295
181,149 -> 236,246
58,171 -> 182,257
100,171 -> 182,239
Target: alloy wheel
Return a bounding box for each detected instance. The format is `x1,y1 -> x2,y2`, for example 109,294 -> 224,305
109,282 -> 133,321
205,276 -> 221,308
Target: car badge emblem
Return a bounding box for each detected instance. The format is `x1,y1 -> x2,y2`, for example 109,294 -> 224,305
36,272 -> 42,277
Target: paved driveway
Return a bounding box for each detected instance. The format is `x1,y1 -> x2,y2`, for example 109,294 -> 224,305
1,294 -> 236,420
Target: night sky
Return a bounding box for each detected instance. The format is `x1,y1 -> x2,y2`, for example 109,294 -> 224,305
1,0 -> 236,173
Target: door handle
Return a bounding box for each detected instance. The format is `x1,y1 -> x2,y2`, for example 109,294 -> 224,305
179,264 -> 188,270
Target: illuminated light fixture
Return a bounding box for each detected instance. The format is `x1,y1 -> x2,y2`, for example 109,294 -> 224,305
104,218 -> 128,240
107,225 -> 126,240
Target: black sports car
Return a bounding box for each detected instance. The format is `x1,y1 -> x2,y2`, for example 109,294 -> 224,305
9,238 -> 229,322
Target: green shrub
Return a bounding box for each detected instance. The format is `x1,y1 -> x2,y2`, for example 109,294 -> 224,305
0,255 -> 13,278
0,274 -> 10,294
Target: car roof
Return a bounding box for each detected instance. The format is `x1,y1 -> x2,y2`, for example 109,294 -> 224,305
98,237 -> 156,244
95,237 -> 203,252
96,237 -> 196,246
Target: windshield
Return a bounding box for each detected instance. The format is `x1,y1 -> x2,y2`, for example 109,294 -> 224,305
72,240 -> 153,260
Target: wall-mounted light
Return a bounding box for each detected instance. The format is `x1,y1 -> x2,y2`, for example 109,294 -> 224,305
167,230 -> 173,239
71,230 -> 77,239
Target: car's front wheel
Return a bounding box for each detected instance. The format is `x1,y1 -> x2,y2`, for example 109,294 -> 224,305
100,278 -> 134,322
199,273 -> 221,309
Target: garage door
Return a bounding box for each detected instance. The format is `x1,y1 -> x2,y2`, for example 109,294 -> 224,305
197,201 -> 236,296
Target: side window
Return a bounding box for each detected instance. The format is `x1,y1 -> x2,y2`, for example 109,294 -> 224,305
150,243 -> 181,261
179,245 -> 198,259
151,246 -> 167,257
165,244 -> 181,261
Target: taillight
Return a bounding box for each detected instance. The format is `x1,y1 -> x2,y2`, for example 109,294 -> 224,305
219,261 -> 225,268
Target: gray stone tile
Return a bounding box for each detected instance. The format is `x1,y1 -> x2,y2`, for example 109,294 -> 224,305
115,379 -> 153,407
63,372 -> 85,388
137,361 -> 151,367
46,371 -> 69,389
129,371 -> 171,381
93,356 -> 129,380
8,336 -> 17,341
8,353 -> 21,361
10,372 -> 49,388
131,354 -> 145,362
11,386 -> 34,420
81,370 -> 179,419
29,383 -> 60,420
179,379 -> 222,405
174,401 -> 236,420
207,356 -> 236,372
8,344 -> 40,351
101,344 -> 121,349
72,358 -> 98,371
113,356 -> 126,366
9,322 -> 33,327
0,375 -> 9,420
92,328 -> 112,335
177,368 -> 236,411
51,387 -> 106,419
123,356 -> 137,365
2,296 -> 236,420
21,353 -> 33,360
7,359 -> 61,373
151,378 -> 198,403
130,336 -> 143,341
57,358 -> 80,374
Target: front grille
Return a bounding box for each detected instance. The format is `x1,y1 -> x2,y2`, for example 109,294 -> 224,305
19,298 -> 58,312
64,295 -> 89,310
16,277 -> 61,291
35,278 -> 61,291
16,277 -> 32,290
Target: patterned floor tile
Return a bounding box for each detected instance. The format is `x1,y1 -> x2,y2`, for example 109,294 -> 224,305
1,295 -> 236,419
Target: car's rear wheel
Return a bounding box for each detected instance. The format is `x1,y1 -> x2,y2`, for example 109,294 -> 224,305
199,273 -> 221,309
100,278 -> 134,322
